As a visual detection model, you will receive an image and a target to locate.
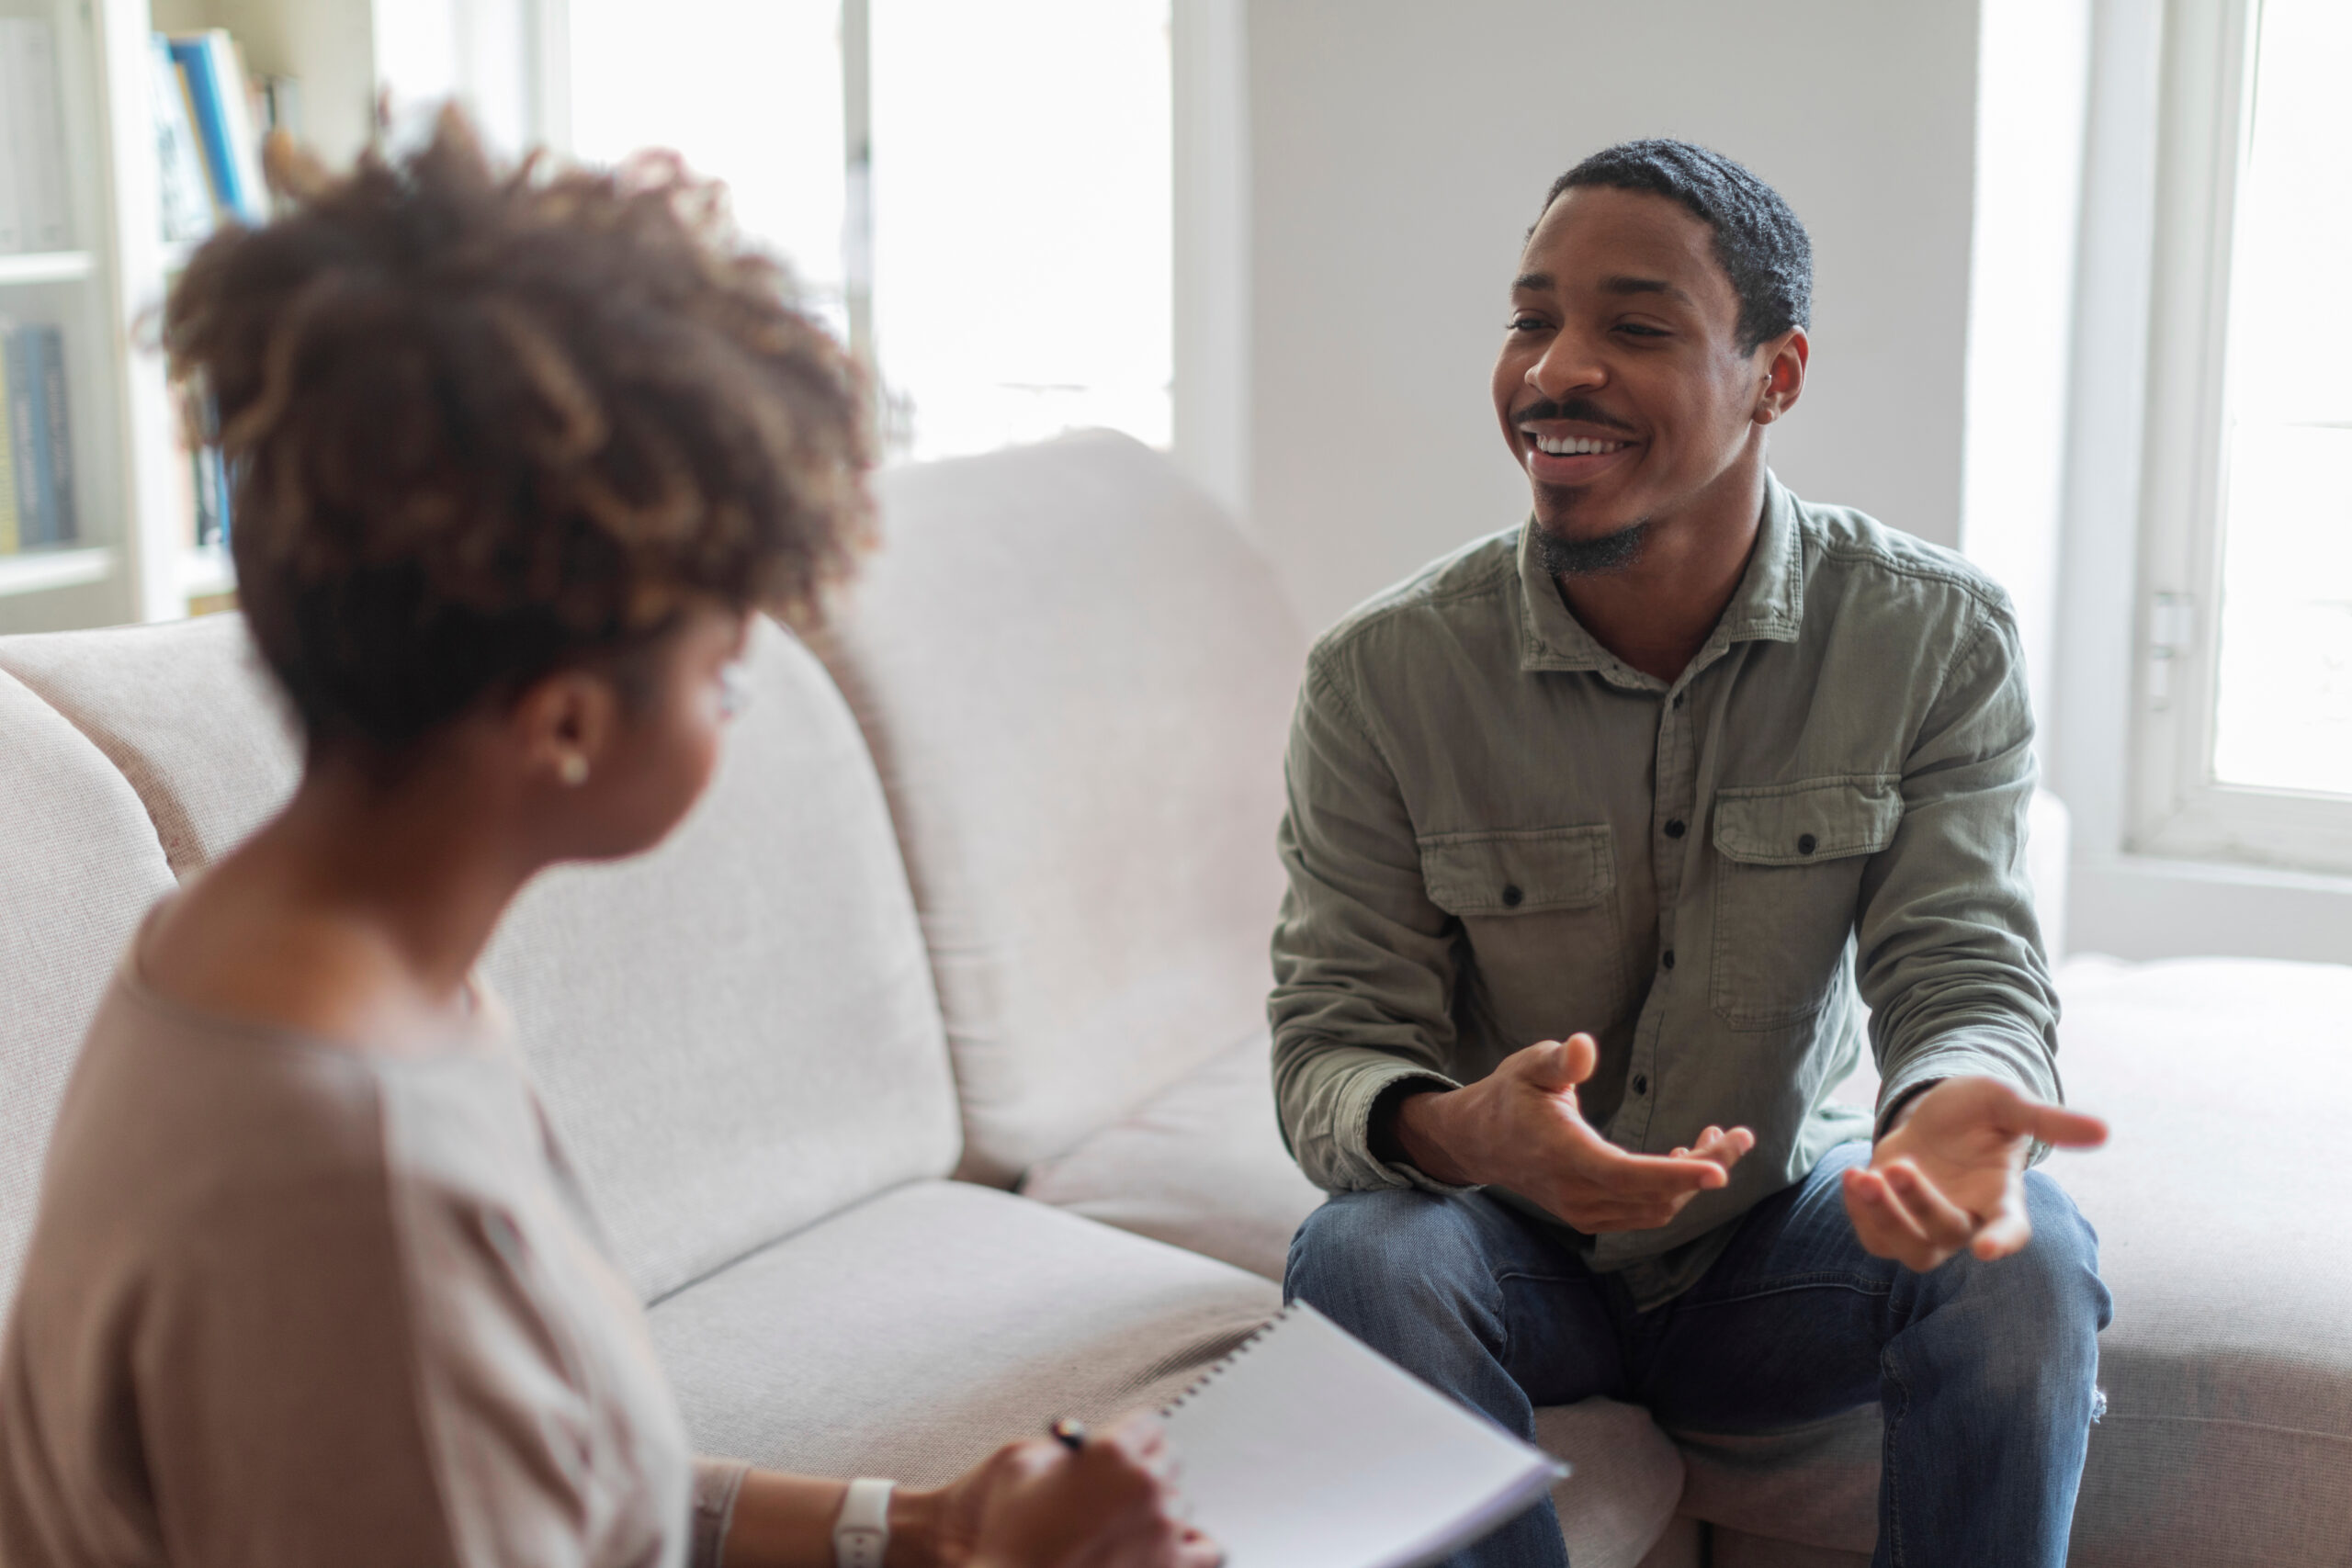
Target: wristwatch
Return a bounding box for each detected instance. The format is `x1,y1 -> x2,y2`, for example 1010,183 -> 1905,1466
833,1478 -> 895,1568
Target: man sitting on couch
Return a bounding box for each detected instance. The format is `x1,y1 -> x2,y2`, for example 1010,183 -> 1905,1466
1271,139 -> 2110,1568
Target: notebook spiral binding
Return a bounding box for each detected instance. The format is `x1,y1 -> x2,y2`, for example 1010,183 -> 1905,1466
1159,1303 -> 1301,1416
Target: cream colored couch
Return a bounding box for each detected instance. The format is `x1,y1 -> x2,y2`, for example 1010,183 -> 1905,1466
1,433 -> 2346,1566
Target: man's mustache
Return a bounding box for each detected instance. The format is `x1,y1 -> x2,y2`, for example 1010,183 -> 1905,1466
1511,398 -> 1637,433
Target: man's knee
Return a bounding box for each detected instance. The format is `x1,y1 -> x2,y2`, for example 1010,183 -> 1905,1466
1285,1188 -> 1506,1352
1930,1171 -> 2110,1389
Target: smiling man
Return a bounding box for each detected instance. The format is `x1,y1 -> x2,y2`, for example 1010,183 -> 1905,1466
1271,141 -> 2112,1567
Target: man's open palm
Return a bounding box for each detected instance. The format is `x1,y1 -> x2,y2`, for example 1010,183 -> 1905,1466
1395,1033 -> 1756,1233
1844,1077 -> 2108,1272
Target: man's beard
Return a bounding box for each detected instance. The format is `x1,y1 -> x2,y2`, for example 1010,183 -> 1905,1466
1535,513 -> 1649,577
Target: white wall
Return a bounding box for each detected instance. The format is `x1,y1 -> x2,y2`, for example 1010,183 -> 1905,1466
1245,0 -> 1983,633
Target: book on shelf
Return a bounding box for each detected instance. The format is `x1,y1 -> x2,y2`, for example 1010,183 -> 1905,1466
149,37 -> 216,245
0,17 -> 74,255
0,322 -> 77,555
167,31 -> 270,229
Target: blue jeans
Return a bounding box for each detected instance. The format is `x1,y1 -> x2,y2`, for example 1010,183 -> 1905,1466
1284,1144 -> 2109,1568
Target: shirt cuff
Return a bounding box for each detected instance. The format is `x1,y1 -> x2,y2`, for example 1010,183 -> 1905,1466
1876,1036 -> 2055,1164
1345,1061 -> 1473,1194
691,1457 -> 751,1568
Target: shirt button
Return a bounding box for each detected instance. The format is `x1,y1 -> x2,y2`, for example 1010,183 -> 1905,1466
1797,833 -> 1818,855
1664,818 -> 1686,839
1632,1074 -> 1649,1095
1500,884 -> 1524,908
1661,949 -> 1676,970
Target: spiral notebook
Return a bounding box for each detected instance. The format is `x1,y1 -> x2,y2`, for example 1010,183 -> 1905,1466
1160,1303 -> 1567,1568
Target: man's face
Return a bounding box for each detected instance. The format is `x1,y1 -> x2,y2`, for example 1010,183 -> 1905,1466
1492,186 -> 1791,558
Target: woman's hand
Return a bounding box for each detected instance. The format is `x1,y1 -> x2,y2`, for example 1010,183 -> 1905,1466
919,1411 -> 1219,1568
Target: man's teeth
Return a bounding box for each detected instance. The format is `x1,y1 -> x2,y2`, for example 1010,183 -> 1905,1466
1528,433 -> 1628,457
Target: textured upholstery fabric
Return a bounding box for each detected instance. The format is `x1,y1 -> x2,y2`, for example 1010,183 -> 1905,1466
0,615 -> 961,1306
479,618 -> 962,1302
815,432 -> 1306,1185
1532,1401 -> 1687,1568
648,1179 -> 1279,1485
1020,1032 -> 1324,1281
0,671 -> 177,1302
2054,954 -> 2352,1568
0,616 -> 300,878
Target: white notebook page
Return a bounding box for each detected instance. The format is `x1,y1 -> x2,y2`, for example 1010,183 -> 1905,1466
1162,1303 -> 1567,1568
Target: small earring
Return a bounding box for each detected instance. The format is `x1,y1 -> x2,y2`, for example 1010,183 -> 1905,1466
557,753 -> 590,787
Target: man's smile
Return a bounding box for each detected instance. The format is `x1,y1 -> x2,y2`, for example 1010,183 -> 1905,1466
1514,418 -> 1642,484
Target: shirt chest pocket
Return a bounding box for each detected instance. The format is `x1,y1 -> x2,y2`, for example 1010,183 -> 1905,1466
1419,825 -> 1623,1039
1710,779 -> 1902,1031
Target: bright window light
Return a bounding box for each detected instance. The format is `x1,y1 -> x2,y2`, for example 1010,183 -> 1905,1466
567,0 -> 848,331
2209,0 -> 2352,795
869,0 -> 1171,461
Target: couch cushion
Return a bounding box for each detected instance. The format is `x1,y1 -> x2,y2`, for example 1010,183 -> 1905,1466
0,670 -> 177,1302
647,1179 -> 1279,1483
1019,1032 -> 1324,1281
0,614 -> 962,1304
486,618 -> 962,1301
1532,1401 -> 1688,1568
0,616 -> 300,878
815,432 -> 1306,1185
2052,953 -> 2352,1567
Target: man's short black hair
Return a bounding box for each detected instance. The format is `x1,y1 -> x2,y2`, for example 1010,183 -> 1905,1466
1540,139 -> 1812,353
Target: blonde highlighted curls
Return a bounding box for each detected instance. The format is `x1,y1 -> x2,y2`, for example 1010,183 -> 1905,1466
164,107 -> 873,752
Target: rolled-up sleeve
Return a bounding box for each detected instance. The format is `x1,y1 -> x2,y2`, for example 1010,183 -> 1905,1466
1269,657 -> 1465,1192
1855,604 -> 2063,1135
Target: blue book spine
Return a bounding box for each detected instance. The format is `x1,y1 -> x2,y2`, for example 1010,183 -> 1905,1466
7,326 -> 53,547
168,37 -> 246,224
37,326 -> 72,544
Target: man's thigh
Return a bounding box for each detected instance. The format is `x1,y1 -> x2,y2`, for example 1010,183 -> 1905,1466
1633,1142 -> 1894,1431
1286,1188 -> 1631,1409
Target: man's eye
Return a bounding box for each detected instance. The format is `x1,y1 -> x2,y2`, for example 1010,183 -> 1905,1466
1508,314 -> 1548,333
1615,322 -> 1669,339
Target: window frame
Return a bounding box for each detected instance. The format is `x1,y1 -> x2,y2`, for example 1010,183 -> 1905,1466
2129,0 -> 2352,875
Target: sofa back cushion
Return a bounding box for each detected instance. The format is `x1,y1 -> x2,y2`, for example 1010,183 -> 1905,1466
0,671 -> 178,1303
0,615 -> 959,1302
816,433 -> 1306,1185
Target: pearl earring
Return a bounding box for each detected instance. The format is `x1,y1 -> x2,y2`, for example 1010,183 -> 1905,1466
558,753 -> 589,786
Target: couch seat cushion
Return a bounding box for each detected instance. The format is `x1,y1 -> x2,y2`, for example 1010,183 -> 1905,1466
1019,1033 -> 1325,1282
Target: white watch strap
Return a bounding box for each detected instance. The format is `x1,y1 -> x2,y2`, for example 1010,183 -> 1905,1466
833,1477 -> 895,1568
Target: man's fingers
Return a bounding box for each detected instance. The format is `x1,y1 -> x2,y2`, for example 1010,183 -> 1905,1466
2017,1102 -> 2109,1150
1879,1160 -> 1975,1249
1972,1190 -> 2035,1260
1974,1079 -> 2109,1150
1843,1167 -> 1943,1269
1601,1148 -> 1736,1194
1520,1032 -> 1600,1091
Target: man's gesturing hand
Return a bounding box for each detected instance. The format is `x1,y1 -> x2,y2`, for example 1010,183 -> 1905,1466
1844,1076 -> 2108,1272
1392,1033 -> 1756,1233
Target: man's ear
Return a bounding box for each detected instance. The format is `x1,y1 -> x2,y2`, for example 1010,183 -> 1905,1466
509,666 -> 623,790
1751,328 -> 1810,426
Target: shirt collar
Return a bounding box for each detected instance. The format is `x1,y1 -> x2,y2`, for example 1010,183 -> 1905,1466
1516,470 -> 1806,676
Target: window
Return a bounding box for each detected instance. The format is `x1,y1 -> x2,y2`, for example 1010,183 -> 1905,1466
2132,0 -> 2352,874
564,0 -> 1171,465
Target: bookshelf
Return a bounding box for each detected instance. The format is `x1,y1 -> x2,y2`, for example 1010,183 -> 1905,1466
0,0 -> 384,634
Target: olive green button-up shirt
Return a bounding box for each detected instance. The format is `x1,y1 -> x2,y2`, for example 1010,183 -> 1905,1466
1269,474 -> 2061,1309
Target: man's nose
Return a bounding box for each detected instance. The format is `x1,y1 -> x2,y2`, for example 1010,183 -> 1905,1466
1529,329 -> 1606,400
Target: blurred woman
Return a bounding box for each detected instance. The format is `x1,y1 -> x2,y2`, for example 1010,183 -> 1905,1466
0,111 -> 1216,1568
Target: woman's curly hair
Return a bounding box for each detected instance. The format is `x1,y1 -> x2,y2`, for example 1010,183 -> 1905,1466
164,107 -> 872,756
